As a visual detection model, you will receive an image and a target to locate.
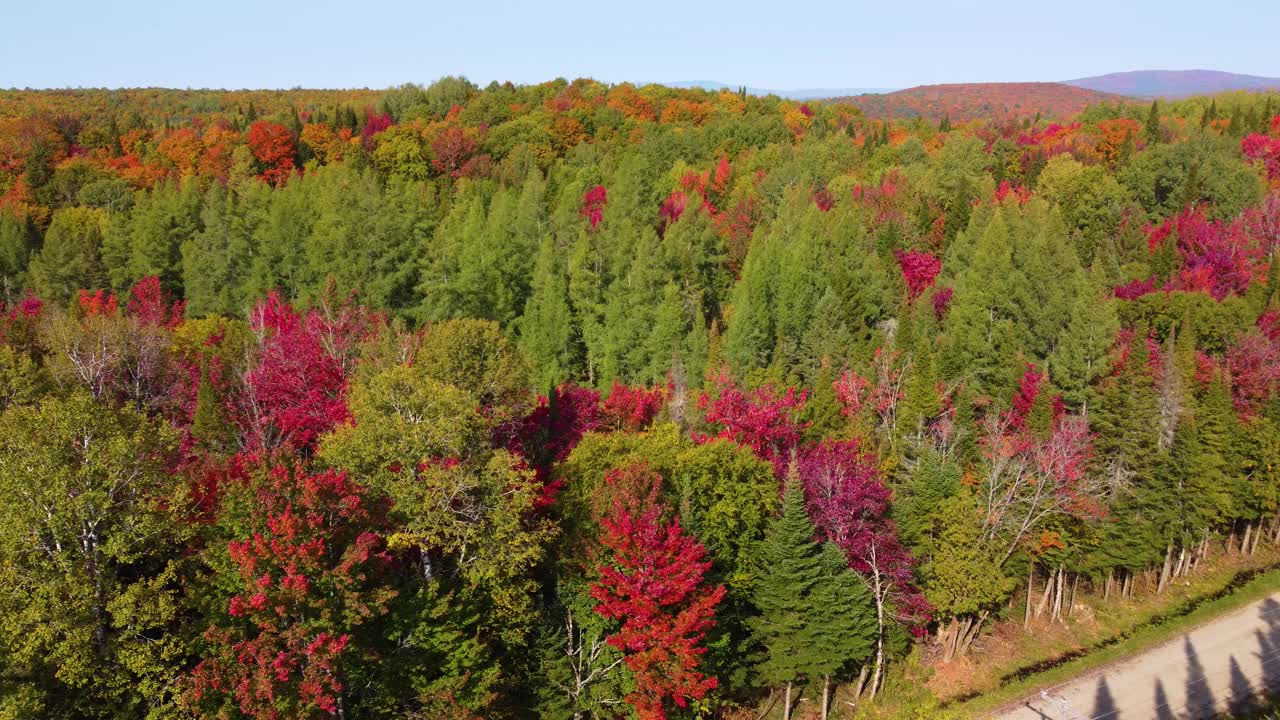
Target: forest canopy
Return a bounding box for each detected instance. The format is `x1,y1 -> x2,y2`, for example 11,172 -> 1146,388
0,78 -> 1279,719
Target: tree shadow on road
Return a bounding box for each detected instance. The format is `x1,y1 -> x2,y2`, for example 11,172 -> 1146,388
1256,597 -> 1280,694
1230,654 -> 1258,715
1092,676 -> 1119,719
1184,637 -> 1216,718
1154,679 -> 1176,720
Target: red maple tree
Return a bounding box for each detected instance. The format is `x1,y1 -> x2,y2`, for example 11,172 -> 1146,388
185,463 -> 395,720
247,121 -> 296,186
695,368 -> 808,471
591,465 -> 724,720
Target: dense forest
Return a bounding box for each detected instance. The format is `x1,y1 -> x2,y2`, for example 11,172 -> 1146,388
0,77 -> 1279,720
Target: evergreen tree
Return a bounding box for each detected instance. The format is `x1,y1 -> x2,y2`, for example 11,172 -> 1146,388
751,474 -> 874,719
1144,100 -> 1161,146
520,236 -> 578,388
1049,269 -> 1120,412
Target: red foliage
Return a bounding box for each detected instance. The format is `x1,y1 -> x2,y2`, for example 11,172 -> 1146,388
836,84 -> 1116,122
893,249 -> 942,299
186,463 -> 394,720
126,275 -> 185,328
834,349 -> 904,433
799,439 -> 929,630
1113,276 -> 1158,300
695,368 -> 808,470
932,286 -> 954,319
360,109 -> 393,147
1144,207 -> 1265,300
501,383 -> 604,507
1226,330 -> 1280,417
1008,363 -> 1044,431
430,126 -> 480,178
603,381 -> 666,431
813,187 -> 834,212
658,191 -> 687,236
247,121 -> 296,187
581,184 -> 607,230
591,465 -> 724,720
1242,131 -> 1280,182
993,180 -> 1032,205
78,288 -> 118,316
241,293 -> 374,454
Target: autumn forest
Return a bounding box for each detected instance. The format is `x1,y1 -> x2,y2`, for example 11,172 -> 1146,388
0,78 -> 1279,720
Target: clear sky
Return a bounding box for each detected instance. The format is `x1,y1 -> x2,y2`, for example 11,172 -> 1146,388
4,0 -> 1278,90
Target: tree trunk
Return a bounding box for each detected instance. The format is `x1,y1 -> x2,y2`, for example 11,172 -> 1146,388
784,681 -> 792,720
1068,573 -> 1079,619
1158,543 -> 1174,593
1243,522 -> 1254,558
957,610 -> 988,657
1104,569 -> 1113,601
1024,566 -> 1034,629
822,674 -> 831,720
869,569 -> 886,699
852,665 -> 869,704
1035,570 -> 1054,618
1052,567 -> 1065,622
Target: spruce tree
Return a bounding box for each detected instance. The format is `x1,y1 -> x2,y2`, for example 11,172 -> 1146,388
1049,270 -> 1119,412
750,476 -> 836,719
1144,100 -> 1161,146
520,236 -> 578,388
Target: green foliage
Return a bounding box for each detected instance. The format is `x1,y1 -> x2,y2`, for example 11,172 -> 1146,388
750,478 -> 875,690
0,392 -> 185,719
29,206 -> 110,304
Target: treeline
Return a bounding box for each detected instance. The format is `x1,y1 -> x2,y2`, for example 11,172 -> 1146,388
0,78 -> 1277,719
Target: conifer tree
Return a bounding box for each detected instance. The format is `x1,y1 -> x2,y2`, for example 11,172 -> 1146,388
1050,270 -> 1120,412
751,473 -> 874,719
1144,100 -> 1161,146
521,235 -> 578,388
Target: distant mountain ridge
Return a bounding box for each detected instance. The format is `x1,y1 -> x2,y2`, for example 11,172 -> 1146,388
830,82 -> 1122,122
1064,70 -> 1280,98
662,81 -> 896,100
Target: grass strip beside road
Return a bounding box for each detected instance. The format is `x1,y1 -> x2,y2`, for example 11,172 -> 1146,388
952,564 -> 1280,718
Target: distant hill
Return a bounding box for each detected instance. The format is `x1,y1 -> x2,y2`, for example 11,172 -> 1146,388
662,81 -> 896,100
1065,70 -> 1280,98
830,82 -> 1125,122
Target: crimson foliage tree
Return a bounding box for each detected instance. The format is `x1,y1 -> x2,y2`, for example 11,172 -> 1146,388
241,292 -> 374,454
247,121 -> 297,186
186,463 -> 396,719
591,465 -> 725,720
696,369 -> 808,471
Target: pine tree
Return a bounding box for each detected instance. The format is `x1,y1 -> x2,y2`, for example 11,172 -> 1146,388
520,236 -> 578,388
1144,100 -> 1161,146
191,359 -> 230,452
1093,326 -> 1160,489
1049,270 -> 1119,413
750,473 -> 875,719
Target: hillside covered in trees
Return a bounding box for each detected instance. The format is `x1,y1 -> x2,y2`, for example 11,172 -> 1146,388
0,77 -> 1279,720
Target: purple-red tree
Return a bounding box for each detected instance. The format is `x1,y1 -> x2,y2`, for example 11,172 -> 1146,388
893,249 -> 942,299
240,292 -> 375,454
798,438 -> 928,697
603,381 -> 666,431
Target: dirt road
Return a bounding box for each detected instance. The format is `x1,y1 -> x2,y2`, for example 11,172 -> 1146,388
994,593 -> 1280,719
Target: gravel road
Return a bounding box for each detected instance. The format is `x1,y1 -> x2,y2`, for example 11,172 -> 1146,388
994,593 -> 1280,719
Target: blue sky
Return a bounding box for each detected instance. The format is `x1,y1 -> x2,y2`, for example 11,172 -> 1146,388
4,0 -> 1279,90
